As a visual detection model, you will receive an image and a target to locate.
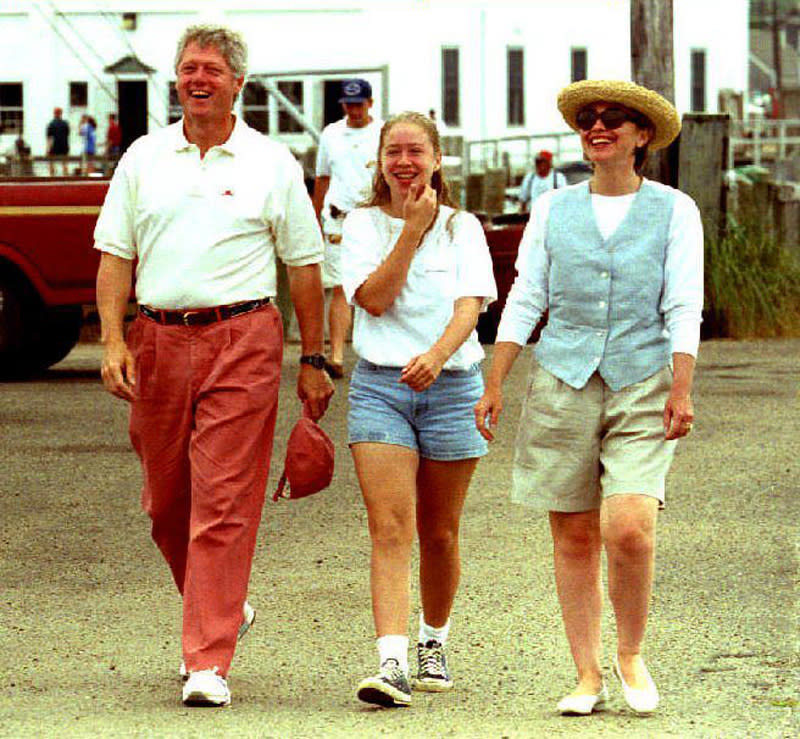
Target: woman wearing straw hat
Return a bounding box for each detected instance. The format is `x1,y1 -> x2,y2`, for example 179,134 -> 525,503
474,80 -> 703,715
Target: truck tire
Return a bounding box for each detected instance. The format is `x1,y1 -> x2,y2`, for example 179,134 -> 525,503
31,306 -> 84,370
0,277 -> 82,379
0,277 -> 25,357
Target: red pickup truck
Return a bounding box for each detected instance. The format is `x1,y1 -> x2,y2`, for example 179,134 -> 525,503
0,177 -> 524,378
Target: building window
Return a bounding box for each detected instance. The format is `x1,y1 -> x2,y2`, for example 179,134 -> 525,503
167,82 -> 182,123
571,48 -> 587,82
277,80 -> 304,133
691,49 -> 706,111
441,47 -> 460,127
70,81 -> 88,108
0,83 -> 23,134
507,48 -> 524,126
242,80 -> 269,133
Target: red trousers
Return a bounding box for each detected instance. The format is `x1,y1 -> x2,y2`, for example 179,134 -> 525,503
128,304 -> 282,676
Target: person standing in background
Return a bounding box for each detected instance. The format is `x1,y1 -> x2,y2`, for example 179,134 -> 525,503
105,113 -> 122,160
518,150 -> 567,212
79,114 -> 97,174
46,107 -> 70,175
312,78 -> 382,379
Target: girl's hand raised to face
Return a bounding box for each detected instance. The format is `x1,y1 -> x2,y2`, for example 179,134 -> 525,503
403,183 -> 437,234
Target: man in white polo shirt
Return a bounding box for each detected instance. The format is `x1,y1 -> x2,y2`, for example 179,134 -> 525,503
94,24 -> 333,708
312,78 -> 382,378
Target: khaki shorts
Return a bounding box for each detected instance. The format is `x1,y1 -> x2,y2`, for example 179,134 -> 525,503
512,362 -> 676,512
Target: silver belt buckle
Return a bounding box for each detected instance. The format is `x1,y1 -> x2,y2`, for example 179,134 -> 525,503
182,310 -> 200,326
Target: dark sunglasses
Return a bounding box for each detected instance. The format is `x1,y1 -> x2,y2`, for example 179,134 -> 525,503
575,107 -> 635,131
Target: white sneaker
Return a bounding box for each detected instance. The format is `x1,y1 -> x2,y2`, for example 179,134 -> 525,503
179,600 -> 256,680
182,667 -> 231,707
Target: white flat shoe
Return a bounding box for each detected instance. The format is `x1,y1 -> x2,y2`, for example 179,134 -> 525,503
557,683 -> 608,715
613,655 -> 659,714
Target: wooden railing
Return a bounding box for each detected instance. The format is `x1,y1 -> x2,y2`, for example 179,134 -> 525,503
462,132 -> 581,179
729,118 -> 800,169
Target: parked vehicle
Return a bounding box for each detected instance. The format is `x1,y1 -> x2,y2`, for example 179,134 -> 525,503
0,177 -> 105,378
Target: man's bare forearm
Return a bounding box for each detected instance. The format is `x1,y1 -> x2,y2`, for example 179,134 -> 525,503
96,253 -> 133,345
286,263 -> 326,355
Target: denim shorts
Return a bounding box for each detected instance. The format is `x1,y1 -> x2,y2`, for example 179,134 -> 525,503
348,359 -> 489,461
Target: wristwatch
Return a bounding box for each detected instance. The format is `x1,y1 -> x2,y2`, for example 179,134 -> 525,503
299,353 -> 326,370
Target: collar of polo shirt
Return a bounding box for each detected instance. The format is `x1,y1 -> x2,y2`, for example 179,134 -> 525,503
173,115 -> 243,156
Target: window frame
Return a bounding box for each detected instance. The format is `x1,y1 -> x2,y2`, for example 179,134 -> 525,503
507,46 -> 525,127
69,81 -> 88,109
571,47 -> 588,83
0,82 -> 24,135
276,79 -> 304,134
690,48 -> 707,112
441,47 -> 460,127
241,79 -> 269,134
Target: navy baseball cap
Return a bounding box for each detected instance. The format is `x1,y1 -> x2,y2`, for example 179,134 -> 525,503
339,78 -> 372,103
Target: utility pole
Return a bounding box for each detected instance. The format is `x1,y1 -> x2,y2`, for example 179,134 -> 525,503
630,0 -> 676,185
772,0 -> 783,117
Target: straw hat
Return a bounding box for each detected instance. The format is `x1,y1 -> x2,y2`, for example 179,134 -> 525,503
557,80 -> 681,151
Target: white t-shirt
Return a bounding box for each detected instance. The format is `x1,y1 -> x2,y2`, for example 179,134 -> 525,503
497,180 -> 704,356
94,118 -> 322,309
341,205 -> 498,370
315,117 -> 382,212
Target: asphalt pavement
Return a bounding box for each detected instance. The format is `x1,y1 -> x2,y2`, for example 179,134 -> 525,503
0,338 -> 797,738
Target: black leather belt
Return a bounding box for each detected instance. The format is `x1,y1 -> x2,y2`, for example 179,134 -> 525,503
139,298 -> 270,326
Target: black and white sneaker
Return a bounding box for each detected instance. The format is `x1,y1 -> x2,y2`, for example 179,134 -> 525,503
414,639 -> 453,691
356,659 -> 412,707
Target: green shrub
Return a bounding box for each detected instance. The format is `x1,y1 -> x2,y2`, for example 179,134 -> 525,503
703,213 -> 800,338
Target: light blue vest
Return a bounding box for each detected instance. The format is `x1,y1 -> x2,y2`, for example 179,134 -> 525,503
535,181 -> 675,391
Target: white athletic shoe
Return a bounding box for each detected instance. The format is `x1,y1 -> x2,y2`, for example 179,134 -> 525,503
179,600 -> 256,680
182,667 -> 231,707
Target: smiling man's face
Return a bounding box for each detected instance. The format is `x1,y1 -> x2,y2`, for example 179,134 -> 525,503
176,42 -> 243,126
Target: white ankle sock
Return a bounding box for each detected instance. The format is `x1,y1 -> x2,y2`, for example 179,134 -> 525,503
377,635 -> 409,673
418,615 -> 450,645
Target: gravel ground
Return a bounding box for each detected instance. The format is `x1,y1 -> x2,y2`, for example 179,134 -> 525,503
1,338 -> 798,738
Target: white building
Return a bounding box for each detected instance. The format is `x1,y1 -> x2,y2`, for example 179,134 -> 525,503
0,0 -> 749,168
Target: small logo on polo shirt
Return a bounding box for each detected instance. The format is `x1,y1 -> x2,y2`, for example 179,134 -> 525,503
221,189 -> 234,197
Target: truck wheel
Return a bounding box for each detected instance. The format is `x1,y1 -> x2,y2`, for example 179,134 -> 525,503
0,277 -> 82,378
31,306 -> 84,370
0,278 -> 25,365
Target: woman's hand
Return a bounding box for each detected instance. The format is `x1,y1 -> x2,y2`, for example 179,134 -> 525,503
663,390 -> 694,440
664,353 -> 696,440
400,349 -> 445,392
403,183 -> 437,235
474,386 -> 503,442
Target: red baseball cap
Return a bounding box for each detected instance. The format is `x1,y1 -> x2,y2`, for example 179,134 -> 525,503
273,406 -> 334,501
535,150 -> 553,161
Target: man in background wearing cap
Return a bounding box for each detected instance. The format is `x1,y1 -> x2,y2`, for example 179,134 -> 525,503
312,79 -> 382,379
518,150 -> 567,212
